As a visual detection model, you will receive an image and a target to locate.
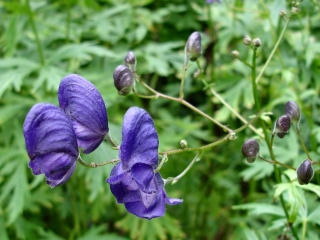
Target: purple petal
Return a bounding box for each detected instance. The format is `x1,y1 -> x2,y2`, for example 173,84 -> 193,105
131,163 -> 154,193
29,153 -> 76,188
58,74 -> 108,154
23,103 -> 78,187
120,107 -> 159,169
124,193 -> 165,220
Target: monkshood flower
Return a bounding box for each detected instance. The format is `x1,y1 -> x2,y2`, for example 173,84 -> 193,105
58,74 -> 108,154
23,103 -> 79,188
113,65 -> 134,96
107,107 -> 182,219
206,0 -> 220,3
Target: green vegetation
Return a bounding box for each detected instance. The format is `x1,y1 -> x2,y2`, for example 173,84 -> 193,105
0,0 -> 319,239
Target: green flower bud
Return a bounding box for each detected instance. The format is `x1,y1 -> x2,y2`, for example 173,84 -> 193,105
296,159 -> 313,185
273,115 -> 291,138
124,51 -> 136,73
242,139 -> 260,163
231,50 -> 240,58
243,35 -> 252,45
113,65 -> 134,96
284,101 -> 300,123
252,38 -> 261,47
185,32 -> 202,62
180,140 -> 188,148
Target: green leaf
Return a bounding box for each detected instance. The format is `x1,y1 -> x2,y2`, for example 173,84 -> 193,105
232,203 -> 285,217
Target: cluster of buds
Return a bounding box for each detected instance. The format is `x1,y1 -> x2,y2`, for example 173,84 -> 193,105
273,101 -> 300,138
243,35 -> 261,48
241,101 -> 314,185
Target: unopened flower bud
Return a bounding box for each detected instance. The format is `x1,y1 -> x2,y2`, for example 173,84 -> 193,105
243,36 -> 252,45
291,6 -> 298,14
185,32 -> 202,62
296,159 -> 313,185
113,65 -> 134,96
274,115 -> 291,138
231,50 -> 240,58
180,140 -> 188,148
279,9 -> 286,17
124,51 -> 136,73
284,101 -> 300,123
242,139 -> 260,163
253,38 -> 261,47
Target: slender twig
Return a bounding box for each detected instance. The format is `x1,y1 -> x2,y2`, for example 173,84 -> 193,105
165,151 -> 202,185
258,156 -> 296,170
137,76 -> 234,134
179,65 -> 188,99
154,154 -> 168,173
26,0 -> 45,66
251,40 -> 300,240
255,17 -> 290,84
295,129 -> 312,161
197,61 -> 263,138
77,155 -> 120,168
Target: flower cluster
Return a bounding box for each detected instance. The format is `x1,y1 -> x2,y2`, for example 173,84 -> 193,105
23,74 -> 182,219
23,74 -> 108,187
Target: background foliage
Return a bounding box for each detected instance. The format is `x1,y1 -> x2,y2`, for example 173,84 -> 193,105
0,0 -> 319,239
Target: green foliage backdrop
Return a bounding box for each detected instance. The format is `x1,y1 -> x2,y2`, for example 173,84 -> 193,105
0,0 -> 319,239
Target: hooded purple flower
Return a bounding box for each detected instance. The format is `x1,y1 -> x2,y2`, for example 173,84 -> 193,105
106,107 -> 182,219
23,103 -> 79,188
58,74 -> 108,154
206,0 -> 220,3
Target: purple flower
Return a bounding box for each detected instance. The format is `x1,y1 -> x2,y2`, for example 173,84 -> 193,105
23,103 -> 79,188
206,0 -> 220,3
106,107 -> 182,219
58,74 -> 108,154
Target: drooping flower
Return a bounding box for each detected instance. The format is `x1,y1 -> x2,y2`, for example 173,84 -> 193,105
23,103 -> 79,188
106,107 -> 182,219
206,0 -> 221,4
58,74 -> 109,154
284,101 -> 300,123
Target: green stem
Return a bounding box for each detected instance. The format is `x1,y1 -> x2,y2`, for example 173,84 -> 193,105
197,61 -> 263,138
159,120 -> 252,156
255,18 -> 290,84
104,132 -> 119,149
154,154 -> 168,173
258,156 -> 296,170
301,219 -> 307,240
77,155 -> 119,168
251,45 -> 300,240
26,0 -> 45,66
295,129 -> 312,161
179,65 -> 188,99
165,151 -> 201,184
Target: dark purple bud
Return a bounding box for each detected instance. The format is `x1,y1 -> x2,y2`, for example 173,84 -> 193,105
124,51 -> 136,73
185,32 -> 202,62
58,74 -> 108,154
242,139 -> 260,163
23,103 -> 78,188
113,65 -> 134,96
296,159 -> 313,185
285,101 -> 300,123
274,115 -> 291,138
